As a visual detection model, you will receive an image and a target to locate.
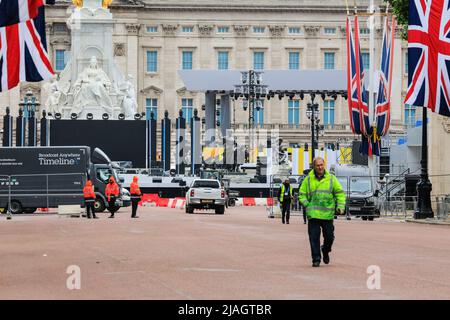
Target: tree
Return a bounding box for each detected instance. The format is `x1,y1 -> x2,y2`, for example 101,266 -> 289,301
386,0 -> 408,39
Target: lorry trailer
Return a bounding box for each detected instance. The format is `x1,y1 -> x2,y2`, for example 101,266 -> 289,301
0,146 -> 130,214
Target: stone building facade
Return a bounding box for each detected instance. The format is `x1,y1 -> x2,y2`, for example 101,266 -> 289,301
1,0 -> 408,144
1,0 -> 449,194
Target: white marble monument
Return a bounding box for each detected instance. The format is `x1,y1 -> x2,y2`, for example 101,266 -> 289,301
45,0 -> 136,119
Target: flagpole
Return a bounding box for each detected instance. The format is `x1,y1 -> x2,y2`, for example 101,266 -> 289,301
368,0 -> 377,183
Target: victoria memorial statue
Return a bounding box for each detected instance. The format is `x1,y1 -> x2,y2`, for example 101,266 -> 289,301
44,0 -> 137,119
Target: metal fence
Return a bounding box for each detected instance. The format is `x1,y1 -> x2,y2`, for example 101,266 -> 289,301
0,173 -> 86,219
267,173 -> 450,221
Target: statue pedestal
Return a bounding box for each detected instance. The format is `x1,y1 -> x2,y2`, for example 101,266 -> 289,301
84,0 -> 103,9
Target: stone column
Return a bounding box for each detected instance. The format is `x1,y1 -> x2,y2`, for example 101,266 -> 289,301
304,26 -> 320,68
125,23 -> 140,108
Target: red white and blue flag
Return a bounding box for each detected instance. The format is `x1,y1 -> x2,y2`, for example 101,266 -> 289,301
0,6 -> 54,92
355,18 -> 371,138
346,16 -> 365,135
405,0 -> 450,117
376,17 -> 396,137
0,0 -> 44,28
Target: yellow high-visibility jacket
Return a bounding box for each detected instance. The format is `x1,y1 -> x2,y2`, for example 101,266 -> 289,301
298,170 -> 346,220
278,184 -> 293,203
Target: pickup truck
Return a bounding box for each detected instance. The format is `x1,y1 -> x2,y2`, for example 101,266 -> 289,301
185,179 -> 226,214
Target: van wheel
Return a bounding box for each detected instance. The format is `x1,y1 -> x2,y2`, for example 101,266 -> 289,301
9,200 -> 23,214
94,198 -> 106,213
23,207 -> 37,214
215,206 -> 225,215
362,216 -> 368,221
368,216 -> 374,221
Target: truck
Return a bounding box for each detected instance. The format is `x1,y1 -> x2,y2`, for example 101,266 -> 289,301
0,146 -> 130,214
330,164 -> 380,221
185,179 -> 226,214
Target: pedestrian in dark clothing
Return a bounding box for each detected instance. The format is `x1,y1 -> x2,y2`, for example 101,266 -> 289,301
278,179 -> 293,224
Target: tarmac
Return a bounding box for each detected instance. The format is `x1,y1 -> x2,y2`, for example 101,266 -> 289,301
1,206 -> 450,300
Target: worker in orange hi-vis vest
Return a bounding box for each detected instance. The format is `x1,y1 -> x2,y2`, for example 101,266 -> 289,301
105,176 -> 120,218
130,176 -> 142,218
83,180 -> 98,219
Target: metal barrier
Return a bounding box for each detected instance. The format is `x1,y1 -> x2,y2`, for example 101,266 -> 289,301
268,174 -> 393,221
0,173 -> 86,219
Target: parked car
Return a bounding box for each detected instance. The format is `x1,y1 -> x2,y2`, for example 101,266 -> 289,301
330,164 -> 380,221
185,179 -> 226,214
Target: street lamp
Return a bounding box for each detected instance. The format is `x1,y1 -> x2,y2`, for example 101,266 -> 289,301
306,97 -> 320,160
415,107 -> 434,219
18,90 -> 40,119
234,70 -> 268,163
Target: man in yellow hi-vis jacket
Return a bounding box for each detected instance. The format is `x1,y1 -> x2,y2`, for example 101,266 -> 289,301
278,179 -> 294,224
299,157 -> 346,267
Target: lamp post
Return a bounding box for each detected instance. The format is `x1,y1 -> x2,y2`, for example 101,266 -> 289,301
234,70 -> 268,163
306,95 -> 320,161
414,107 -> 434,219
19,90 -> 40,119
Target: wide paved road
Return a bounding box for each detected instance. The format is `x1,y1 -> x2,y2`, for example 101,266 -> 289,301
1,206 -> 449,299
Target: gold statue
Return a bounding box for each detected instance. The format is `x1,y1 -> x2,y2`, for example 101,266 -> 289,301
72,0 -> 83,8
102,0 -> 112,8
71,0 -> 112,8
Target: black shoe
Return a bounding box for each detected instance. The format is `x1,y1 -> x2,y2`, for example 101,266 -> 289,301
312,261 -> 320,267
131,216 -> 139,218
322,248 -> 330,264
108,215 -> 114,218
87,216 -> 91,219
93,216 -> 99,219
282,221 -> 285,224
304,221 -> 307,224
286,221 -> 290,224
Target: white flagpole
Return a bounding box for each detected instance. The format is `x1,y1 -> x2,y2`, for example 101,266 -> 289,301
368,0 -> 377,182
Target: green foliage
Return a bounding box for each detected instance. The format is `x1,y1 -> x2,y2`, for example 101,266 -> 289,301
385,0 -> 408,40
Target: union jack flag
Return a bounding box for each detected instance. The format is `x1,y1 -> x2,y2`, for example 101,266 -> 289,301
356,20 -> 371,138
0,6 -> 54,92
376,17 -> 396,137
346,16 -> 363,134
346,16 -> 370,135
0,0 -> 44,28
405,0 -> 450,117
360,132 -> 381,156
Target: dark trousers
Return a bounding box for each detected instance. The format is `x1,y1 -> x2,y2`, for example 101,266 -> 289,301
301,205 -> 307,223
85,200 -> 95,218
108,197 -> 118,216
281,202 -> 291,223
131,198 -> 140,217
308,218 -> 335,263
